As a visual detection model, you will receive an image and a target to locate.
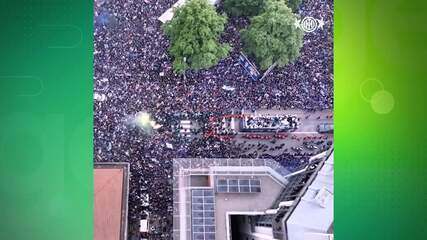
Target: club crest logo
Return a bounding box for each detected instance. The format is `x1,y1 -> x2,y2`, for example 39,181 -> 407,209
295,16 -> 325,33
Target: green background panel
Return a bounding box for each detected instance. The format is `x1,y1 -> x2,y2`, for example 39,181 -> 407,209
0,0 -> 93,240
335,0 -> 427,239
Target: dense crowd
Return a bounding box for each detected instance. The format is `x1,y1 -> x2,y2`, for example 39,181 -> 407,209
93,0 -> 333,239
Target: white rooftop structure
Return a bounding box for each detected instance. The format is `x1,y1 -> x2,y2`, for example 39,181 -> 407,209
172,148 -> 334,240
173,158 -> 291,240
286,151 -> 334,240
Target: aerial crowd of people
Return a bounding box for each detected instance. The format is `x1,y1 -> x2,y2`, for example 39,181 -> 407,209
93,0 -> 333,238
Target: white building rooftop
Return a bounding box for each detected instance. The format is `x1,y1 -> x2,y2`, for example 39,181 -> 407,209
286,151 -> 334,240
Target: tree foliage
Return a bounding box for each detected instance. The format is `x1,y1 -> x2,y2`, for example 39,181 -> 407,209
241,0 -> 303,70
223,0 -> 302,17
223,0 -> 265,17
163,0 -> 230,73
287,0 -> 303,12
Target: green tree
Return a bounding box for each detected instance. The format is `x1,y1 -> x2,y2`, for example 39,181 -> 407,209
241,0 -> 303,70
223,0 -> 265,17
223,0 -> 302,17
163,0 -> 230,74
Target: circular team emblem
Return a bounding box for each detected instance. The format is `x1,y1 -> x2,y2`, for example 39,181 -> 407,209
295,16 -> 325,33
300,17 -> 318,33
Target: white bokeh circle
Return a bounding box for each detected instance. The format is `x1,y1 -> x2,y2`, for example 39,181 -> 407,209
370,90 -> 395,114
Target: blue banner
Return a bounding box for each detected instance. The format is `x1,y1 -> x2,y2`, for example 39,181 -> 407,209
239,53 -> 260,80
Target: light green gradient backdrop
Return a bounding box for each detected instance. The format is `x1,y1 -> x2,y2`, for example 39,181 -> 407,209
335,0 -> 427,239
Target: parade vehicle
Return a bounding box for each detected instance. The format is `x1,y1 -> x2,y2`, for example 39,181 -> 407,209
240,114 -> 299,133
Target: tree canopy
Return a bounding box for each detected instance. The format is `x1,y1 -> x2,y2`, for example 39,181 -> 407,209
163,0 -> 230,73
223,0 -> 302,17
287,0 -> 303,12
241,0 -> 304,70
223,0 -> 265,17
